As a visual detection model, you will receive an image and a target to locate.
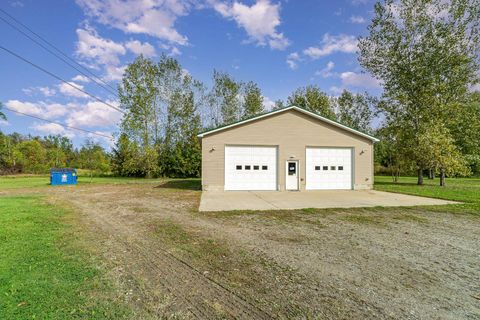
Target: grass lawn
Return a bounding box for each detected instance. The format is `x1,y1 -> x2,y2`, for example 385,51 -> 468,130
0,196 -> 131,319
375,175 -> 480,214
0,175 -> 174,190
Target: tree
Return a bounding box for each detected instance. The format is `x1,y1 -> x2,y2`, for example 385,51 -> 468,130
119,55 -> 159,148
77,139 -> 110,181
447,93 -> 480,174
14,140 -> 47,174
273,99 -> 286,110
287,85 -> 336,119
117,55 -> 205,178
415,123 -> 470,186
358,0 -> 480,184
241,81 -> 264,119
210,70 -> 242,125
335,90 -> 377,133
43,135 -> 74,168
111,133 -> 142,176
0,102 -> 6,122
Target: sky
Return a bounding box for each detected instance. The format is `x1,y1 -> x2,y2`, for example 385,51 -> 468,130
0,0 -> 382,148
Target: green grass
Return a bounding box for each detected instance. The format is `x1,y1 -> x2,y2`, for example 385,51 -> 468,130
0,196 -> 131,319
0,175 -> 181,190
375,175 -> 480,214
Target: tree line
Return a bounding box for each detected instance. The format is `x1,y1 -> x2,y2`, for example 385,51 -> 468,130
111,0 -> 480,186
110,54 -> 379,178
0,131 -> 110,175
1,0 -> 479,187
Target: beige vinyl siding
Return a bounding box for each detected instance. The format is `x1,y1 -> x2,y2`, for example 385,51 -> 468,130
201,109 -> 373,191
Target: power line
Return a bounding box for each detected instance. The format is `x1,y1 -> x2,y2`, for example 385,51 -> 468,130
0,45 -> 125,114
0,15 -> 118,97
2,106 -> 114,140
0,8 -> 118,95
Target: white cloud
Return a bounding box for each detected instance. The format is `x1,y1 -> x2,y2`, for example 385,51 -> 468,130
58,82 -> 89,99
169,46 -> 181,56
315,61 -> 335,78
31,123 -> 75,138
10,1 -> 24,8
212,0 -> 290,50
5,100 -> 43,116
286,52 -> 300,70
22,86 -> 56,97
263,96 -> 275,110
66,100 -> 122,128
303,34 -> 358,59
5,100 -> 70,119
39,87 -> 56,96
76,26 -> 126,66
0,119 -> 10,127
329,86 -> 344,95
351,0 -> 368,5
72,75 -> 91,83
125,40 -> 157,57
43,103 -> 71,118
103,65 -> 127,81
75,0 -> 190,45
340,71 -> 381,88
349,15 -> 366,23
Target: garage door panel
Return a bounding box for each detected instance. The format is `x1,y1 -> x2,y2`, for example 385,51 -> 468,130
225,146 -> 277,190
306,148 -> 352,190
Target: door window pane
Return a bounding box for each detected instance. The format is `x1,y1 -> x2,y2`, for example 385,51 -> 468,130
288,162 -> 296,175
338,166 -> 344,171
236,165 -> 242,170
245,165 -> 251,170
253,165 -> 259,170
262,165 -> 268,170
330,166 -> 336,170
323,166 -> 328,170
315,166 -> 321,171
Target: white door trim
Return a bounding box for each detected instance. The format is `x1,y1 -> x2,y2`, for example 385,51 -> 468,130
285,160 -> 299,191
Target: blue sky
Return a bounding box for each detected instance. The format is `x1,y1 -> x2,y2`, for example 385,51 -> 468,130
0,0 -> 381,147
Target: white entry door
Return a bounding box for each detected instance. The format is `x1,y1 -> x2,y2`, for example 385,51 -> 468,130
306,147 -> 352,190
286,160 -> 299,190
224,146 -> 277,190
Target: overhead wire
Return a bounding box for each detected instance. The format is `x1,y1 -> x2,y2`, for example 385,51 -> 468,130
2,106 -> 114,140
0,8 -> 118,95
0,45 -> 124,114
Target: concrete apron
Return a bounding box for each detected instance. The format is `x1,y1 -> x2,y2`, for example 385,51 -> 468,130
198,190 -> 458,212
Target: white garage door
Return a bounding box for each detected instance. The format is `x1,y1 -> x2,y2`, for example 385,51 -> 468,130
225,146 -> 277,190
306,147 -> 352,190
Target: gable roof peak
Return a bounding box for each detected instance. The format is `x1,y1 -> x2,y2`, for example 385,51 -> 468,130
198,105 -> 379,142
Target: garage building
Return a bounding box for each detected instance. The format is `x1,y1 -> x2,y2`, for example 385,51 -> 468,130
198,106 -> 379,191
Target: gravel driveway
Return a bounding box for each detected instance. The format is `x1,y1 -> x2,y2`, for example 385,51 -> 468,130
46,182 -> 479,319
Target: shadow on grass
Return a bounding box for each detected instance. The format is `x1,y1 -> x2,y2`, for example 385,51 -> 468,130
155,179 -> 201,190
375,180 -> 421,186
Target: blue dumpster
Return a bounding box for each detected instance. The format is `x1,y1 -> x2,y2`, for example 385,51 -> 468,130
50,168 -> 77,186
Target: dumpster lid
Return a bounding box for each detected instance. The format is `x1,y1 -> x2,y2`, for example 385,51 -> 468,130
50,168 -> 77,173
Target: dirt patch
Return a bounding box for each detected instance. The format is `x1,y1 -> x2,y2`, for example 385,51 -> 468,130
44,183 -> 480,319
